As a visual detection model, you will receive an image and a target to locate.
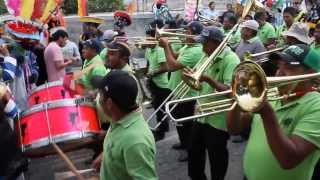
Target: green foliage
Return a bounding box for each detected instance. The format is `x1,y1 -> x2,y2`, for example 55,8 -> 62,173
62,0 -> 124,15
0,0 -> 124,15
0,0 -> 8,15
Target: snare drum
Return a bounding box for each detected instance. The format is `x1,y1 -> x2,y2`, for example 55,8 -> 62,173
28,81 -> 72,107
17,98 -> 101,157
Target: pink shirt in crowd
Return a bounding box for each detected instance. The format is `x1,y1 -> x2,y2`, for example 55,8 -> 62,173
44,42 -> 65,82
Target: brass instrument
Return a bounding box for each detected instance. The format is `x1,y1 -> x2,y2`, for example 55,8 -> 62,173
197,13 -> 222,27
146,55 -> 207,130
240,0 -> 265,19
182,24 -> 240,90
155,28 -> 197,39
244,47 -> 286,63
134,39 -> 197,49
165,60 -> 320,123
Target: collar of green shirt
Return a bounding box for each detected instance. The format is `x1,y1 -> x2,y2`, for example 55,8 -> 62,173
246,36 -> 259,44
112,108 -> 142,129
213,46 -> 231,63
83,54 -> 101,67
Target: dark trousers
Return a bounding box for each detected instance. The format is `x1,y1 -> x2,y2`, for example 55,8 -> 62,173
313,160 -> 320,180
170,100 -> 196,148
188,122 -> 230,180
148,80 -> 171,133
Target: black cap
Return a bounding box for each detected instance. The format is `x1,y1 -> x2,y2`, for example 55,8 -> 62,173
183,21 -> 203,35
196,26 -> 224,43
107,41 -> 131,57
82,39 -> 103,53
269,44 -> 320,72
93,70 -> 138,111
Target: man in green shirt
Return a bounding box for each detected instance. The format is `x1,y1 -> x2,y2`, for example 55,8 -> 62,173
254,11 -> 276,48
92,70 -> 157,180
99,29 -> 117,65
159,21 -> 205,161
275,7 -> 297,48
79,39 -> 108,91
311,23 -> 320,53
221,15 -> 241,49
144,20 -> 171,141
227,44 -> 320,180
184,26 -> 240,180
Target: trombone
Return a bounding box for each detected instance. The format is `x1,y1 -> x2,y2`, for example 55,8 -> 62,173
155,28 -> 197,39
146,55 -> 207,130
134,39 -> 197,49
182,23 -> 240,90
165,60 -> 320,123
244,47 -> 286,63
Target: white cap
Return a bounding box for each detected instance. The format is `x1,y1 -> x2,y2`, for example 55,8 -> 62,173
102,30 -> 117,42
240,20 -> 259,31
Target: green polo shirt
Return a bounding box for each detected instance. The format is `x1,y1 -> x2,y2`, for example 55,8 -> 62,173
276,23 -> 288,47
168,44 -> 205,98
244,92 -> 320,180
197,47 -> 240,131
258,22 -> 276,44
311,42 -> 320,54
79,55 -> 109,90
99,48 -> 108,63
145,46 -> 168,89
221,28 -> 241,47
100,109 -> 157,180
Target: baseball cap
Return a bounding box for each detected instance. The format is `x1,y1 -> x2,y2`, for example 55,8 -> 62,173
240,20 -> 259,31
196,26 -> 224,43
102,30 -> 117,42
93,70 -> 138,111
82,39 -> 103,53
107,41 -> 131,57
269,44 -> 320,72
183,21 -> 203,35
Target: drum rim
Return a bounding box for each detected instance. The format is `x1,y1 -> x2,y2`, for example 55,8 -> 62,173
20,131 -> 99,152
29,81 -> 64,95
21,98 -> 95,116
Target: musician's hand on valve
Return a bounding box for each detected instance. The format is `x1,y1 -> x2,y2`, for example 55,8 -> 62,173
158,37 -> 169,48
182,67 -> 194,78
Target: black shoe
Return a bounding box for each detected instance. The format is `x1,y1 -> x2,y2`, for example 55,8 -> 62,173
171,143 -> 186,150
152,130 -> 165,142
177,151 -> 188,162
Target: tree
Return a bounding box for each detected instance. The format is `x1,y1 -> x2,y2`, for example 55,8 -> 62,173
0,0 -> 8,15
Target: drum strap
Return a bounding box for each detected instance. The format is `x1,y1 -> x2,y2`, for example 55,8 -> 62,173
72,61 -> 104,80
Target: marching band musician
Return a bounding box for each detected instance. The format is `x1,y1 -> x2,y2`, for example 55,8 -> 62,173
254,11 -> 277,49
235,20 -> 266,60
221,15 -> 241,49
227,44 -> 320,180
282,22 -> 313,46
275,7 -> 297,48
92,70 -> 157,180
183,26 -> 240,180
159,21 -> 204,161
144,20 -> 171,141
113,11 -> 132,41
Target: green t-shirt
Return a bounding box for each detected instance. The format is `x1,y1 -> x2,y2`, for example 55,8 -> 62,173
276,23 -> 288,47
99,48 -> 108,63
311,42 -> 320,54
197,47 -> 240,130
244,92 -> 320,180
79,55 -> 109,90
258,22 -> 276,44
168,44 -> 205,98
145,46 -> 168,89
100,110 -> 157,180
221,28 -> 241,48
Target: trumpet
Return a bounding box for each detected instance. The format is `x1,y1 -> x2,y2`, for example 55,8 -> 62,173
165,60 -> 320,123
182,23 -> 240,90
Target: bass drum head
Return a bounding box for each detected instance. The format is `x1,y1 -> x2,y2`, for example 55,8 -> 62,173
18,98 -> 101,157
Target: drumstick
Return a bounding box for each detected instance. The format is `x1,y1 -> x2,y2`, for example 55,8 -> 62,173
52,142 -> 85,180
